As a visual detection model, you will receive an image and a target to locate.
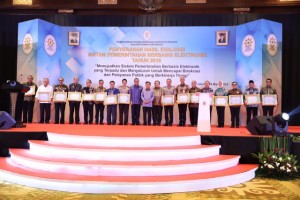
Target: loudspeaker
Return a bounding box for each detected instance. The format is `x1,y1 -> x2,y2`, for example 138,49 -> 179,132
247,116 -> 273,135
0,111 -> 16,129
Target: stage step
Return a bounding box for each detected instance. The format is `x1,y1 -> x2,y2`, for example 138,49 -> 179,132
9,149 -> 240,176
47,132 -> 201,147
28,140 -> 221,161
0,157 -> 257,194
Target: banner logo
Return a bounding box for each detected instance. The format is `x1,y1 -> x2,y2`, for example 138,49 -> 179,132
144,31 -> 151,40
22,33 -> 33,54
44,35 -> 57,56
242,34 -> 256,57
267,34 -> 278,56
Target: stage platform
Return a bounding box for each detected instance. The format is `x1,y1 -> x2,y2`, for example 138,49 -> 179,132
0,124 -> 299,194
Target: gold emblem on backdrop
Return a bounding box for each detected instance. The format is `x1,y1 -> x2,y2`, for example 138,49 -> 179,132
98,0 -> 117,4
13,0 -> 32,5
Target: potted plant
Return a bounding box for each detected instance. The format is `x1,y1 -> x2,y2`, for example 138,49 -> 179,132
253,136 -> 299,180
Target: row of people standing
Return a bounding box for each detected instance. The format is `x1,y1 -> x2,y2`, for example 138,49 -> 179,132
22,75 -> 277,127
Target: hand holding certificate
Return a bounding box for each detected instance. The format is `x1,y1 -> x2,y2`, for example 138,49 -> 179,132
68,92 -> 81,101
214,96 -> 228,106
118,94 -> 130,104
190,93 -> 199,104
162,95 -> 174,106
262,94 -> 277,106
229,95 -> 243,106
177,93 -> 189,104
82,93 -> 95,101
95,92 -> 106,102
53,92 -> 67,102
38,92 -> 51,102
25,86 -> 35,96
105,95 -> 117,105
245,94 -> 260,105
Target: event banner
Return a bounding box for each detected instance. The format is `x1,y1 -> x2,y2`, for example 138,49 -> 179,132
60,26 -> 236,87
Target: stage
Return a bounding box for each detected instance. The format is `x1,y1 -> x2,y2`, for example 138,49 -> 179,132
0,124 -> 299,194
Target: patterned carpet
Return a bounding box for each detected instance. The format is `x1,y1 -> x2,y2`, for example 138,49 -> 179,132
0,177 -> 299,200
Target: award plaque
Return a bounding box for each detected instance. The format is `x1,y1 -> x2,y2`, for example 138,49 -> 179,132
38,92 -> 51,102
25,85 -> 35,96
105,95 -> 118,105
162,95 -> 175,106
214,96 -> 228,106
95,92 -> 106,102
228,95 -> 244,106
245,94 -> 260,105
118,94 -> 130,104
82,93 -> 95,101
177,93 -> 190,104
190,93 -> 199,104
262,94 -> 277,106
68,92 -> 82,101
53,92 -> 67,102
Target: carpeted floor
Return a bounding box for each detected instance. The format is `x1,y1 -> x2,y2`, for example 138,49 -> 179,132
0,177 -> 299,200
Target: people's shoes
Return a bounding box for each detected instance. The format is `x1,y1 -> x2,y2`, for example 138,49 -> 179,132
54,122 -> 59,124
45,121 -> 50,124
143,123 -> 147,126
118,123 -> 123,125
60,122 -> 65,124
124,123 -> 128,125
230,125 -> 234,128
164,123 -> 168,126
169,124 -> 172,126
189,124 -> 194,127
84,122 -> 88,124
112,123 -> 116,125
177,124 -> 182,127
236,126 -> 240,128
136,123 -> 140,126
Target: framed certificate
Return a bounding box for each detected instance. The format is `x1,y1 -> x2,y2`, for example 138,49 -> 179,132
229,95 -> 243,106
53,92 -> 67,102
82,93 -> 95,101
214,96 -> 228,106
190,93 -> 199,104
25,85 -> 35,96
105,95 -> 118,105
162,95 -> 175,106
177,93 -> 190,104
68,92 -> 81,101
95,92 -> 106,102
245,94 -> 260,105
118,94 -> 130,104
38,92 -> 51,102
262,94 -> 277,106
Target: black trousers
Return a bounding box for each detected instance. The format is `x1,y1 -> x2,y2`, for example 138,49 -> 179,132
23,101 -> 34,123
83,102 -> 94,124
230,106 -> 241,127
119,104 -> 129,124
95,103 -> 105,124
39,103 -> 51,123
246,107 -> 258,124
164,105 -> 173,125
152,105 -> 162,125
107,105 -> 117,125
54,102 -> 66,124
131,104 -> 141,125
189,106 -> 199,126
216,106 -> 225,127
178,104 -> 187,125
69,102 -> 80,124
262,106 -> 275,116
143,107 -> 152,125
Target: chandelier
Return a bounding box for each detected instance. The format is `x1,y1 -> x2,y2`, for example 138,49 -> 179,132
138,0 -> 164,12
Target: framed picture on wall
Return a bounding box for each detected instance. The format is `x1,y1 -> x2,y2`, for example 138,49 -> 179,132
68,32 -> 80,46
216,30 -> 228,46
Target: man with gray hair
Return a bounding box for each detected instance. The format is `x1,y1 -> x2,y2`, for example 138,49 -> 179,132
69,76 -> 82,124
35,78 -> 53,124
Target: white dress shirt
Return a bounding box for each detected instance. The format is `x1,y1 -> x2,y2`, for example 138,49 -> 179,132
35,84 -> 53,103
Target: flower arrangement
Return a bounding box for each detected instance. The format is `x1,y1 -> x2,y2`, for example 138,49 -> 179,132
253,136 -> 299,180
